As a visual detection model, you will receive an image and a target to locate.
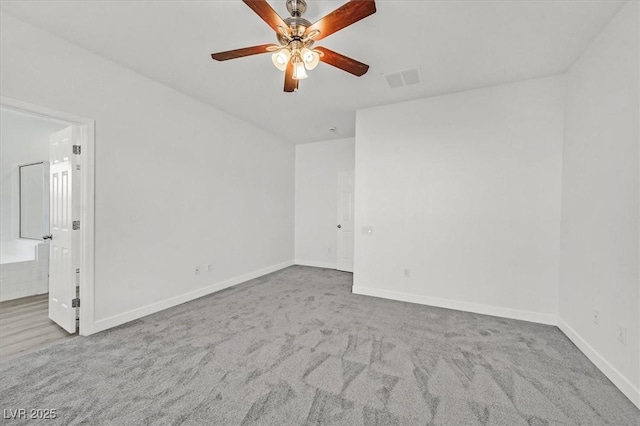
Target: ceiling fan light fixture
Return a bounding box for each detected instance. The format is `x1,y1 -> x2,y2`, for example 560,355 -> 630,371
271,49 -> 291,71
293,58 -> 308,80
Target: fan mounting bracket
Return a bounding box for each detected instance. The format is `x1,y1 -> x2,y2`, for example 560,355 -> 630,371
286,0 -> 307,17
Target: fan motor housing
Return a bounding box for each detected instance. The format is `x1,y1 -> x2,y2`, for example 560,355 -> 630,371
278,16 -> 312,44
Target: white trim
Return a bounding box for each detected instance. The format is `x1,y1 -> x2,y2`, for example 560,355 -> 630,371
295,259 -> 337,270
352,285 -> 557,325
91,260 -> 294,334
558,317 -> 640,409
0,96 -> 96,337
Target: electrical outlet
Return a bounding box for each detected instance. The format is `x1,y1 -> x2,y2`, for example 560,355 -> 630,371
403,268 -> 411,278
617,324 -> 627,345
194,266 -> 200,275
207,263 -> 213,273
593,308 -> 600,325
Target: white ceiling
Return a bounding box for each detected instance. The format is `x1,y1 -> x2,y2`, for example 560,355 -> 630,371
0,0 -> 625,144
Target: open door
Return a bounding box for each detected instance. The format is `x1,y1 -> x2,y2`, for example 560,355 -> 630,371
47,126 -> 80,333
336,172 -> 355,272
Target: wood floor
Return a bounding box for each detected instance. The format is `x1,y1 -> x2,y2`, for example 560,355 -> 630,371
0,294 -> 76,362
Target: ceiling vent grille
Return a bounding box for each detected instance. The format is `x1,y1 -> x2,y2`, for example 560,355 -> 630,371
384,67 -> 422,89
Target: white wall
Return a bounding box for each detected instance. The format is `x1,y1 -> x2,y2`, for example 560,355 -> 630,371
0,12 -> 294,331
0,108 -> 66,242
559,0 -> 639,406
353,76 -> 565,324
295,138 -> 355,268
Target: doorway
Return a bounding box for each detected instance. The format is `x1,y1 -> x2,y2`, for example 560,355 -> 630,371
0,96 -> 95,360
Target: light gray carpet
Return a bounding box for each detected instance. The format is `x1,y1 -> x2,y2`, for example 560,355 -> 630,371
1,266 -> 638,425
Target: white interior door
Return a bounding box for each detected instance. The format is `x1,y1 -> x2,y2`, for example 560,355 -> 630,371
336,172 -> 355,272
48,126 -> 80,333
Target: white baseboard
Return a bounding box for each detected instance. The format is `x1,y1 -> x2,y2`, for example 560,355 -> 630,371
558,317 -> 640,409
90,260 -> 294,335
294,259 -> 337,270
351,285 -> 557,325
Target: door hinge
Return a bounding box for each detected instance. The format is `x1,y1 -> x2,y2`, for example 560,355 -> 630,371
72,298 -> 80,308
72,220 -> 80,230
73,145 -> 81,155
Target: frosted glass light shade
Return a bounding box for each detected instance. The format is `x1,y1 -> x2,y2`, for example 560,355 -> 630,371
293,60 -> 308,79
301,48 -> 320,70
271,49 -> 291,71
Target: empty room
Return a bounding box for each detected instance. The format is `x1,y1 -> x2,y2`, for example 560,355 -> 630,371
0,0 -> 638,424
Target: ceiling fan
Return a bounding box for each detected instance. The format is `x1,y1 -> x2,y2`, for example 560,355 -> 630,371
211,0 -> 376,92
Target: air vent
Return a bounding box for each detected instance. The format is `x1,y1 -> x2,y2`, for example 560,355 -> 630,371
383,66 -> 422,89
384,73 -> 404,89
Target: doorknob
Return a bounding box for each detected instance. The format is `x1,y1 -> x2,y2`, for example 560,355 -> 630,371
337,225 -> 342,229
43,234 -> 52,240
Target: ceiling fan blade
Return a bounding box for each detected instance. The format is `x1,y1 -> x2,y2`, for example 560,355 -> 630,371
211,44 -> 278,61
243,0 -> 289,35
284,60 -> 298,92
305,0 -> 376,41
316,47 -> 369,76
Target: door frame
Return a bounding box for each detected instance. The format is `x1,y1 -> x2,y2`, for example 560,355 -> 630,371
1,95 -> 96,336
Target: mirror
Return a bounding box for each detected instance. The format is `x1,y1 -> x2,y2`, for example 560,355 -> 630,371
19,162 -> 49,240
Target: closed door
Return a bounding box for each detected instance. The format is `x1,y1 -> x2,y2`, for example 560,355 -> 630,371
48,126 -> 80,333
336,172 -> 355,272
